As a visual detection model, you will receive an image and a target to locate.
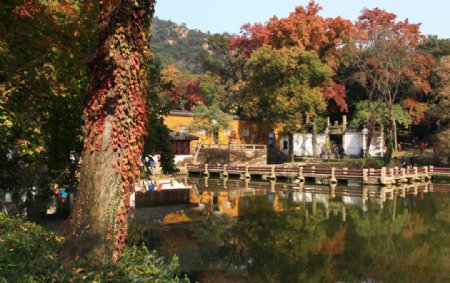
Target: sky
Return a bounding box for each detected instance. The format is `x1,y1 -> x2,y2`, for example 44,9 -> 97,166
154,0 -> 450,38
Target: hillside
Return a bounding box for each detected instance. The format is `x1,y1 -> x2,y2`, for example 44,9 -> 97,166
151,17 -> 210,73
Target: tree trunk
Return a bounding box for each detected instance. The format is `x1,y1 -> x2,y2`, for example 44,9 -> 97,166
288,133 -> 294,162
312,122 -> 318,158
389,109 -> 398,153
62,0 -> 155,263
366,99 -> 375,158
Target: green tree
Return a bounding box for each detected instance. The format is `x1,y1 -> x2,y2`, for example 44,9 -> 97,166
188,104 -> 232,144
351,8 -> 435,155
0,0 -> 87,203
349,101 -> 411,130
244,45 -> 332,160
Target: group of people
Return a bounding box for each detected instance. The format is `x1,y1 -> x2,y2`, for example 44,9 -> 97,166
320,145 -> 345,159
401,153 -> 418,169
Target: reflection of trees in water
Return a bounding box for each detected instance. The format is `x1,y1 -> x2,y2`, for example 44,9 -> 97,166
231,204 -> 346,282
230,193 -> 450,282
127,191 -> 450,282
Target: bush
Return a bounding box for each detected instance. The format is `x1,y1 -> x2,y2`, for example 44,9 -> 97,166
0,213 -> 189,282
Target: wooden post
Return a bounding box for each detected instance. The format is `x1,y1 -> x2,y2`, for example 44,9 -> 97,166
184,163 -> 188,173
429,165 -> 434,173
223,164 -> 228,177
298,166 -> 305,182
341,205 -> 347,222
270,180 -> 276,191
423,166 -> 429,180
330,183 -> 336,198
204,164 -> 209,177
389,168 -> 394,184
270,165 -> 276,180
363,169 -> 369,184
401,168 -> 407,183
223,177 -> 228,189
363,187 -> 368,202
414,166 -> 418,181
381,167 -> 387,185
330,167 -> 337,184
245,165 -> 251,179
380,187 -> 387,203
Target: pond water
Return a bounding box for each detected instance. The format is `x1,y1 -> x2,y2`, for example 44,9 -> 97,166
128,178 -> 450,282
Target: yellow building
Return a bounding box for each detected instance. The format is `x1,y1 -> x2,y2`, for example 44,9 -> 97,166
164,110 -> 282,152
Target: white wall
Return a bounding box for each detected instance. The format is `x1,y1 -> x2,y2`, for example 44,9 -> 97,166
280,133 -> 326,157
281,131 -> 384,157
343,132 -> 362,156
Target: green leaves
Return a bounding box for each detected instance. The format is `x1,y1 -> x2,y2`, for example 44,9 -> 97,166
349,100 -> 411,129
244,45 -> 331,132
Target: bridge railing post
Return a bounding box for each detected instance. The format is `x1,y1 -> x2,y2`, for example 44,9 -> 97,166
245,165 -> 251,179
223,164 -> 228,177
423,166 -> 429,180
414,166 -> 418,180
298,166 -> 305,182
401,168 -> 406,182
204,164 -> 209,176
429,165 -> 434,173
381,167 -> 387,185
363,169 -> 369,184
330,167 -> 337,184
270,165 -> 276,180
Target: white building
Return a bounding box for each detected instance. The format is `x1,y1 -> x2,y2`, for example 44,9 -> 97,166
280,129 -> 384,157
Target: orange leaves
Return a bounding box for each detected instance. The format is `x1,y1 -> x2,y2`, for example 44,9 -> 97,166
402,98 -> 429,125
231,1 -> 356,67
321,226 -> 347,256
322,82 -> 348,113
12,1 -> 37,19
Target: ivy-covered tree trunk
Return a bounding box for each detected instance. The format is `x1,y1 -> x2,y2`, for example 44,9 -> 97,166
62,0 -> 155,262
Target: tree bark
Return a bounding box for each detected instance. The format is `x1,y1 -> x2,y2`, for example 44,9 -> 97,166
62,0 -> 155,263
312,122 -> 318,158
366,98 -> 375,157
288,132 -> 294,162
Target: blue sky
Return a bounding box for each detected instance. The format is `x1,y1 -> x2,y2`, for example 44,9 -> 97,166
154,0 -> 450,38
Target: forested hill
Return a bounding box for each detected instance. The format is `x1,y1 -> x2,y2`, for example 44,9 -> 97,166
151,17 -> 210,73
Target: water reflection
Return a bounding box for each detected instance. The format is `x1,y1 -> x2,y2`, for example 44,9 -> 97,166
130,179 -> 450,282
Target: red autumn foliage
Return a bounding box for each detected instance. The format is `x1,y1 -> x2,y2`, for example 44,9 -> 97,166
12,0 -> 37,19
402,98 -> 429,125
322,82 -> 348,113
230,1 -> 355,112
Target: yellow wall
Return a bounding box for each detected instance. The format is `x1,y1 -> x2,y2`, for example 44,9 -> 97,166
163,111 -> 283,149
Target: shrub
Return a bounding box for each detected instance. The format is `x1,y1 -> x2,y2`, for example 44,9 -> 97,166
0,213 -> 189,282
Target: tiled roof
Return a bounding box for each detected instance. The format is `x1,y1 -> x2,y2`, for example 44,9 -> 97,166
169,131 -> 199,141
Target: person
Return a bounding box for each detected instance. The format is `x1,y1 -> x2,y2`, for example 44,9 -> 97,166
360,148 -> 365,158
420,142 -> 425,155
320,146 -> 326,159
339,145 -> 345,159
334,146 -> 340,159
410,153 -> 418,167
401,153 -> 409,169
